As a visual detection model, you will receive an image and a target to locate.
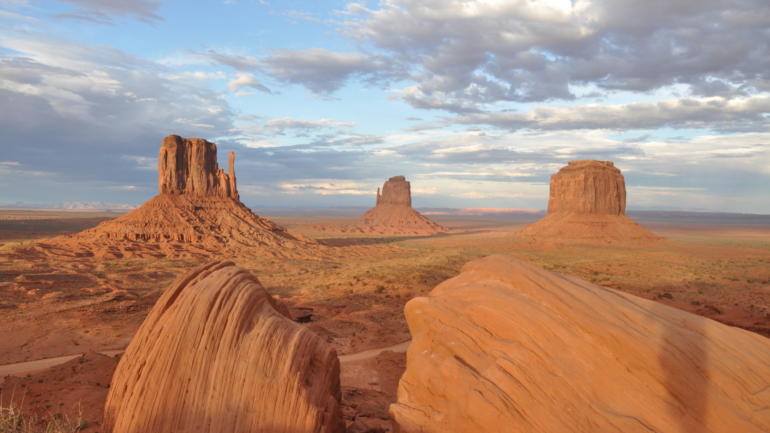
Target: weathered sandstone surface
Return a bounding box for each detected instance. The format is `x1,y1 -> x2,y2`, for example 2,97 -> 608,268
520,160 -> 661,244
315,176 -> 447,235
390,255 -> 770,433
159,135 -> 239,199
37,135 -> 321,258
547,160 -> 625,214
104,261 -> 344,433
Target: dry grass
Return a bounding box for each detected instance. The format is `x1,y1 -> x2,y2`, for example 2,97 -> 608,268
0,396 -> 87,433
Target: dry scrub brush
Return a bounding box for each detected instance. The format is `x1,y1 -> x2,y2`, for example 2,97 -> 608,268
0,396 -> 87,433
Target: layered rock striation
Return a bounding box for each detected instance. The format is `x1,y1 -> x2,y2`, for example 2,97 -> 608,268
390,255 -> 770,433
315,176 -> 447,236
158,135 -> 239,199
519,160 -> 661,244
38,135 -> 319,258
104,261 -> 345,433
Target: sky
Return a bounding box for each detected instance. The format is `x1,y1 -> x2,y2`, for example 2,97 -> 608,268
0,0 -> 769,213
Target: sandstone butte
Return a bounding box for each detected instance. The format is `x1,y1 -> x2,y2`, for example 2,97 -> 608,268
390,254 -> 770,433
103,261 -> 345,433
315,176 -> 447,235
519,160 -> 662,244
36,135 -> 319,259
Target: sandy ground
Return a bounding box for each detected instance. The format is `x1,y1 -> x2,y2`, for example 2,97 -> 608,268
1,209 -> 769,430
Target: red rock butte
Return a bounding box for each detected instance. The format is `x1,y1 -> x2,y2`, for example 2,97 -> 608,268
103,261 -> 344,433
315,176 -> 447,235
158,135 -> 239,199
390,254 -> 770,433
519,160 -> 662,244
35,135 -> 321,259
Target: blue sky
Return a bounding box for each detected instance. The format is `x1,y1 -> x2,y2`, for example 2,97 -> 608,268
1,0 -> 769,212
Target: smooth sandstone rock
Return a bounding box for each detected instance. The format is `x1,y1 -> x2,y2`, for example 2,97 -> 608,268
103,261 -> 344,433
390,255 -> 770,433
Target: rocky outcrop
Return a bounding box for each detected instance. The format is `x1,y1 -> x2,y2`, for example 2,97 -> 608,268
158,135 -> 239,199
376,176 -> 411,207
314,176 -> 447,235
519,160 -> 661,244
104,261 -> 344,433
38,135 -> 326,259
390,255 -> 770,433
547,160 -> 625,214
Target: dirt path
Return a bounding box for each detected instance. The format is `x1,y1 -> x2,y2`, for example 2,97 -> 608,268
0,341 -> 412,378
0,350 -> 125,377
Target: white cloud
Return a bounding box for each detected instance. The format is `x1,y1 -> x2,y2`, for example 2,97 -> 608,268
226,72 -> 272,94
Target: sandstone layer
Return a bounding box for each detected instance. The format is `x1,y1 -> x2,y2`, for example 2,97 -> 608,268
390,255 -> 770,433
104,261 -> 344,433
520,160 -> 661,244
159,135 -> 239,199
314,176 -> 447,236
37,135 -> 321,259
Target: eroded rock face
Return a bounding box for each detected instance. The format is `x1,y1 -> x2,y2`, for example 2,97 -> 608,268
377,176 -> 411,207
38,135 -> 326,258
314,176 -> 447,235
390,255 -> 770,433
519,160 -> 661,244
104,261 -> 344,433
158,135 -> 239,200
547,160 -> 625,215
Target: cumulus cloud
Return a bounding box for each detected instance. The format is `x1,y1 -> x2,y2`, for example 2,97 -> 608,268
452,96 -> 770,132
0,32 -> 234,202
324,0 -> 770,112
226,72 -> 272,94
260,48 -> 401,95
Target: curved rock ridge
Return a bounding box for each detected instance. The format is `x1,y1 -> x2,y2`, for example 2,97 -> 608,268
103,261 -> 345,433
390,255 -> 770,433
159,135 -> 239,199
520,160 -> 661,244
36,135 -> 325,259
314,176 -> 447,235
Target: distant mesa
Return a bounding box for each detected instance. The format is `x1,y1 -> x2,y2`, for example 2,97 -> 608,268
104,261 -> 344,433
519,160 -> 662,244
390,254 -> 770,433
36,135 -> 318,259
314,176 -> 447,236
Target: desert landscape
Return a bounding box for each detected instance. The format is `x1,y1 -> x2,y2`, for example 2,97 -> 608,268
1,137 -> 769,432
3,1 -> 770,432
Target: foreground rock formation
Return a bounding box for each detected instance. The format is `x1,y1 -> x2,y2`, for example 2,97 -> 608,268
315,176 -> 447,235
390,255 -> 770,433
37,135 -> 319,259
519,160 -> 661,244
104,261 -> 344,433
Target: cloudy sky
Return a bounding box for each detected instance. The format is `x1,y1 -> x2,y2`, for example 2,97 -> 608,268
1,0 -> 769,213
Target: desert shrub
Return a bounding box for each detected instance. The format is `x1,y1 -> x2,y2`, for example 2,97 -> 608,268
375,285 -> 385,293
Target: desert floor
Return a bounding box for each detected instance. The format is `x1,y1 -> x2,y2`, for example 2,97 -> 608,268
1,209 -> 769,431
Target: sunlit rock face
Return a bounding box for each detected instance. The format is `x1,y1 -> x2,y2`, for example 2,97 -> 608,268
158,134 -> 239,200
37,135 -> 318,259
547,160 -> 625,215
104,261 -> 345,433
390,254 -> 770,433
519,160 -> 662,245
